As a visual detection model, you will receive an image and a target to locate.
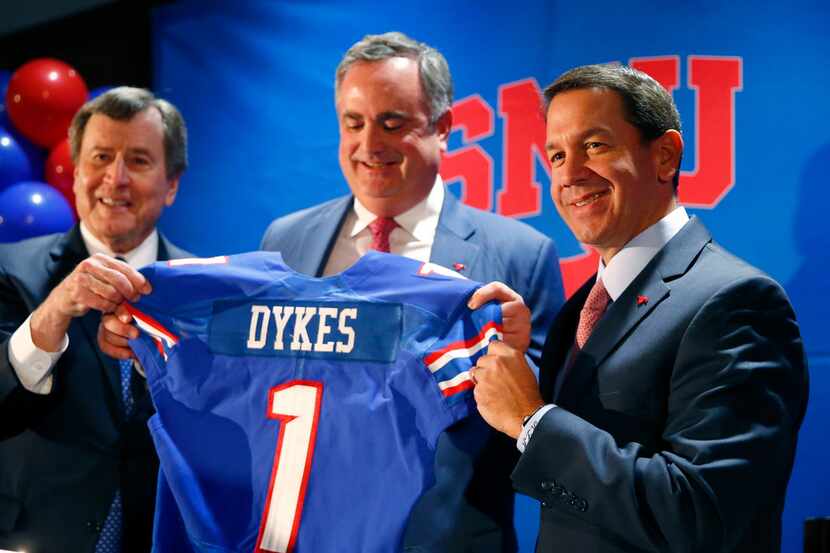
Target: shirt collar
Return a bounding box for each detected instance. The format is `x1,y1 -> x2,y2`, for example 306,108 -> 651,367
79,221 -> 159,269
597,206 -> 689,301
349,175 -> 444,242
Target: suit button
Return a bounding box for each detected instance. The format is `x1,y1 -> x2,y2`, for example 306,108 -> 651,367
579,499 -> 589,512
540,481 -> 552,490
541,501 -> 549,509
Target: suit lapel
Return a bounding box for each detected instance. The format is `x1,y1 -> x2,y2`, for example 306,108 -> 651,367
555,217 -> 713,410
557,278 -> 669,409
157,233 -> 190,261
292,197 -> 352,276
429,191 -> 481,273
63,229 -> 192,419
539,279 -> 591,402
47,227 -> 125,412
45,226 -> 87,293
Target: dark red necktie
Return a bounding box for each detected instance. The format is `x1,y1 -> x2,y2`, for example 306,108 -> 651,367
368,217 -> 398,253
575,277 -> 610,349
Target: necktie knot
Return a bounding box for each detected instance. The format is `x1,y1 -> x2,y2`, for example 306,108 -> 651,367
368,217 -> 398,253
576,277 -> 610,349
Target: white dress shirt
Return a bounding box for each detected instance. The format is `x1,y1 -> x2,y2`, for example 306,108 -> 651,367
8,222 -> 159,394
322,176 -> 445,276
517,206 -> 690,452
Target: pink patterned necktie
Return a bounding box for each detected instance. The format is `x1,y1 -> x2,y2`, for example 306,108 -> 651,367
368,217 -> 398,253
575,277 -> 610,349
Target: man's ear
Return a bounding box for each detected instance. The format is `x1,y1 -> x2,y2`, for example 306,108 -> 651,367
164,176 -> 180,207
72,165 -> 81,196
654,129 -> 683,184
435,109 -> 453,152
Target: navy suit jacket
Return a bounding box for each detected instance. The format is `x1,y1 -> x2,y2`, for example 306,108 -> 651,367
261,190 -> 565,552
512,218 -> 808,553
0,225 -> 190,553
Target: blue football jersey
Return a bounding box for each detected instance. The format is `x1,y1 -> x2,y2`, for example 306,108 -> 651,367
127,251 -> 503,553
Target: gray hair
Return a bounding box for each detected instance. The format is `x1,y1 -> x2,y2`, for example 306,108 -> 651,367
544,64 -> 682,188
335,32 -> 453,126
68,86 -> 188,179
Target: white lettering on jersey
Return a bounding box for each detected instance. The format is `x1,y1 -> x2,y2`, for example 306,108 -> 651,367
336,308 -> 357,353
246,304 -> 358,354
247,305 -> 271,349
271,306 -> 294,351
314,307 -> 338,353
291,307 -> 317,352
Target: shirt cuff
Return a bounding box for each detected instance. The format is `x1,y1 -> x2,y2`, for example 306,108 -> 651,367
8,314 -> 68,394
517,404 -> 555,453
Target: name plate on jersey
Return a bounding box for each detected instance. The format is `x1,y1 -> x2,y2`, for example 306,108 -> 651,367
209,300 -> 401,363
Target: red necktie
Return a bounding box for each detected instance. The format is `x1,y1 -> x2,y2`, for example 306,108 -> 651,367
575,277 -> 610,349
368,217 -> 398,253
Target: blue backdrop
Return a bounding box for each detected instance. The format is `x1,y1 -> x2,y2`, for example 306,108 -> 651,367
151,2 -> 830,551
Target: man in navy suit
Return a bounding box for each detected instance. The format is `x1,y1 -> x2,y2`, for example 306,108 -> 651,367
261,32 -> 565,552
471,64 -> 808,552
0,87 -> 190,553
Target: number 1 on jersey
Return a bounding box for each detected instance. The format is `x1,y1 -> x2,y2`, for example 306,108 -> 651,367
256,381 -> 323,553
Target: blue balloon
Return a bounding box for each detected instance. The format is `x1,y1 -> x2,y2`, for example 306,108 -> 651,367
1,125 -> 44,181
0,181 -> 74,242
0,125 -> 35,191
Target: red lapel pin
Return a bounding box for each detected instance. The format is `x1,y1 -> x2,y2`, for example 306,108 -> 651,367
453,262 -> 465,271
636,295 -> 649,306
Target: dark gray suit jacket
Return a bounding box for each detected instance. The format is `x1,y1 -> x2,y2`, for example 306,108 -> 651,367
261,190 -> 565,552
0,225 -> 190,553
512,218 -> 808,552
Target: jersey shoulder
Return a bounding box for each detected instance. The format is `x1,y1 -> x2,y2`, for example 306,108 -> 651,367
344,252 -> 480,320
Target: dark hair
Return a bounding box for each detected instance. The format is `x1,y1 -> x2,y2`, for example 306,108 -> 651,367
69,86 -> 188,179
335,32 -> 452,126
544,64 -> 682,188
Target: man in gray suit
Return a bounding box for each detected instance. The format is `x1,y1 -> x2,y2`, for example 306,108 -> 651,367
472,64 -> 808,552
261,32 -> 564,552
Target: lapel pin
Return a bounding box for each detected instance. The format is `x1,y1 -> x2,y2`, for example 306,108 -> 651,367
636,295 -> 649,306
453,263 -> 465,272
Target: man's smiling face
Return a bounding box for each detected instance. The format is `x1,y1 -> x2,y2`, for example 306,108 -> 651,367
73,109 -> 178,253
336,57 -> 450,217
545,87 -> 675,262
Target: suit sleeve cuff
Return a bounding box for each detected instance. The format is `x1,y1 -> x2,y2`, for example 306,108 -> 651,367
517,404 -> 555,453
8,314 -> 67,394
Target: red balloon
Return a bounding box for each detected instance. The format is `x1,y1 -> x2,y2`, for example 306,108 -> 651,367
45,138 -> 77,217
6,58 -> 88,148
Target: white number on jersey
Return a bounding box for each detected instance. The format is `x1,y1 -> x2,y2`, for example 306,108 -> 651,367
256,381 -> 323,553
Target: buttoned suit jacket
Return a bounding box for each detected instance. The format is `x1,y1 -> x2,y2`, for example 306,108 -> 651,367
0,225 -> 190,553
261,190 -> 565,552
512,217 -> 808,553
